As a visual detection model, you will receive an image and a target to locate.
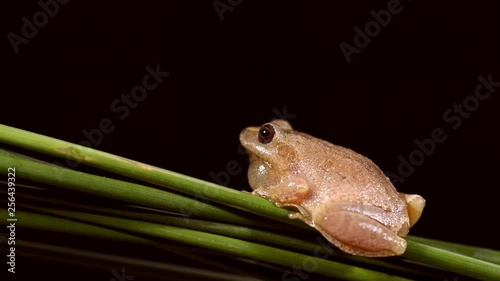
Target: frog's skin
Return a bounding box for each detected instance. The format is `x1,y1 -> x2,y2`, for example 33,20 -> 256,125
240,119 -> 425,257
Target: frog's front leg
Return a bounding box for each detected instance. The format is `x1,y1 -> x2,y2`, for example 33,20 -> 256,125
252,175 -> 312,224
252,175 -> 310,204
312,202 -> 407,257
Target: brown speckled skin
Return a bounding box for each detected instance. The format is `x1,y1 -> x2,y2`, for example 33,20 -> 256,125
240,120 -> 425,257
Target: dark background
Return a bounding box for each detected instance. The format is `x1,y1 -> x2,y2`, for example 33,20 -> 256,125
2,0 -> 499,278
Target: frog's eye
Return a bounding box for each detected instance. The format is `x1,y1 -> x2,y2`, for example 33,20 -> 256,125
258,124 -> 275,144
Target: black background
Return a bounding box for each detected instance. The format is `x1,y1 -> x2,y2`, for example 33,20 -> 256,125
2,0 -> 499,277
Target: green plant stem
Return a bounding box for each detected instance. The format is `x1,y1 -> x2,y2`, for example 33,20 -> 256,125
5,210 -> 412,281
407,236 -> 500,265
1,179 -> 303,233
0,149 -> 268,227
2,124 -> 500,280
5,211 -> 272,279
19,201 -> 425,278
17,240 -> 260,281
403,240 -> 500,281
2,182 -> 439,280
0,124 -> 303,227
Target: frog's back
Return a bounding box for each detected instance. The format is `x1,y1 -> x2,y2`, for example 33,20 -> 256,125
292,133 -> 405,211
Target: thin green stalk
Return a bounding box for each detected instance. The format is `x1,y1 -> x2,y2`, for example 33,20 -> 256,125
17,240 -> 260,281
0,180 -> 301,233
19,201 -> 429,279
0,124 -> 302,226
3,210 -> 149,244
0,149 -> 267,227
7,210 -> 412,281
6,211 -> 271,278
407,236 -> 500,265
19,199 -> 312,251
4,184 -> 431,278
3,184 -> 438,279
2,124 -> 500,280
404,240 -> 500,281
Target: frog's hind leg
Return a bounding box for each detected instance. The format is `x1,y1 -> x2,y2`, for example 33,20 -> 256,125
313,204 -> 407,257
402,193 -> 426,227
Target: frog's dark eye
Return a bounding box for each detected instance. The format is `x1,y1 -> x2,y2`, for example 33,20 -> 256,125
258,124 -> 275,144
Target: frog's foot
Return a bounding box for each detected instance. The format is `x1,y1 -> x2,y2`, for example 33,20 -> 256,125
313,206 -> 407,257
402,193 -> 425,227
287,209 -> 314,226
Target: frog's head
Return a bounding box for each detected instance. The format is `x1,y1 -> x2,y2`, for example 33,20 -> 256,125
240,119 -> 297,191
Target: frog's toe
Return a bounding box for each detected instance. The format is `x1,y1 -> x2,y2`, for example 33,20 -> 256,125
402,194 -> 425,227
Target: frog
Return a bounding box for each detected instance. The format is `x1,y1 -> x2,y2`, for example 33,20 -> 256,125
239,119 -> 425,257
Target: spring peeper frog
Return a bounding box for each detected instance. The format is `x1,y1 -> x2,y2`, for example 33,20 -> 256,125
240,119 -> 425,257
